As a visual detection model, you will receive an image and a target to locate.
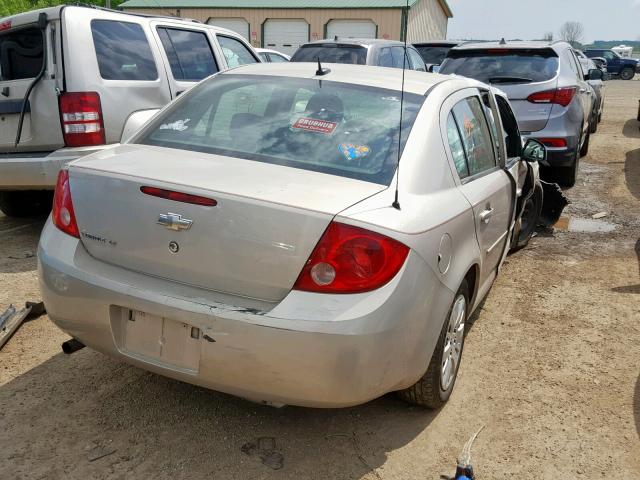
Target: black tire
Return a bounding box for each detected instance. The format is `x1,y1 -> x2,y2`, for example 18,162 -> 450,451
556,139 -> 580,188
580,129 -> 590,157
0,190 -> 53,218
398,280 -> 469,409
620,68 -> 635,81
590,111 -> 598,133
513,185 -> 543,250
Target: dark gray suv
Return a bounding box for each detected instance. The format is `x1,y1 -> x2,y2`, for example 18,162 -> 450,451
291,38 -> 426,72
440,41 -> 600,187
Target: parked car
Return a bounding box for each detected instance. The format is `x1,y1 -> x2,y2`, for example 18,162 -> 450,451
574,50 -> 606,128
256,48 -> 290,62
584,48 -> 638,80
290,38 -> 427,71
0,5 -> 260,217
39,62 -> 553,409
412,40 -> 459,71
439,40 -> 599,187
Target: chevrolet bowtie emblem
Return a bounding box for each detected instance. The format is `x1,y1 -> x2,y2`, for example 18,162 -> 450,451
157,213 -> 193,231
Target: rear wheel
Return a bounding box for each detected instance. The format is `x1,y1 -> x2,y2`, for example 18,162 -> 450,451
556,137 -> 581,188
590,110 -> 598,133
620,68 -> 635,81
398,280 -> 469,408
0,191 -> 53,217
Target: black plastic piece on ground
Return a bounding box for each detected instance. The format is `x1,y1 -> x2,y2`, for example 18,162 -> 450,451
62,338 -> 85,354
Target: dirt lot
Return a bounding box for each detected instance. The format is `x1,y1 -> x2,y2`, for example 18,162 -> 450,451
1,80 -> 639,480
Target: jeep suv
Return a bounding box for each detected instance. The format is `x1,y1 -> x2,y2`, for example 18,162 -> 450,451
0,6 -> 260,217
439,41 -> 597,186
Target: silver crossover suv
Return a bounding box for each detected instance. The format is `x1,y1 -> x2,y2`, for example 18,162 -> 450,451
39,63 -> 552,409
440,41 -> 600,187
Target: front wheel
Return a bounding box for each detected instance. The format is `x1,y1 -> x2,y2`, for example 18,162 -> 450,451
513,185 -> 543,250
398,280 -> 469,408
620,68 -> 635,81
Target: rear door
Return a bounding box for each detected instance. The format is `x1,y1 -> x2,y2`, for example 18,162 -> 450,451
442,89 -> 512,284
0,7 -> 64,152
151,22 -> 221,99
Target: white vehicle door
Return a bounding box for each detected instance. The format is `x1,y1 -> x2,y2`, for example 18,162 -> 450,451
150,22 -> 222,99
442,89 -> 513,288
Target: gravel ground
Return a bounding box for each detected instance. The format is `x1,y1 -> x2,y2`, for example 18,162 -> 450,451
1,80 -> 639,480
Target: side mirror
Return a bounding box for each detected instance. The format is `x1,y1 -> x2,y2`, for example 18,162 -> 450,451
588,68 -> 603,81
522,139 -> 546,163
121,109 -> 160,143
430,65 -> 441,73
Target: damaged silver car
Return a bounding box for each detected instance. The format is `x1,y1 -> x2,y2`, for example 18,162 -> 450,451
39,63 -> 565,408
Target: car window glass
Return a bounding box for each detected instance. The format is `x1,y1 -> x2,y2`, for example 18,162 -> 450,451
140,75 -> 424,185
415,45 -> 451,65
269,53 -> 289,63
495,96 -> 522,159
217,36 -> 258,67
157,28 -> 218,81
451,96 -> 496,176
258,52 -> 269,62
480,92 -> 501,162
91,20 -> 158,80
408,48 -> 426,71
603,51 -> 615,61
391,47 -> 409,68
0,27 -> 43,81
291,45 -> 367,64
446,113 -> 469,178
378,47 -> 394,68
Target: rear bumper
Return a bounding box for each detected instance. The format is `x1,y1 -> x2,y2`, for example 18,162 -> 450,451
38,220 -> 452,408
0,145 -> 114,190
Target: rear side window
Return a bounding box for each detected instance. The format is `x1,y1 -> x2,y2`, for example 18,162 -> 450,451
157,28 -> 218,81
0,27 -> 44,81
217,36 -> 258,68
446,113 -> 469,178
440,48 -> 559,84
268,53 -> 289,63
415,45 -> 452,65
91,20 -> 157,80
291,45 -> 367,65
407,48 -> 426,71
451,97 -> 496,176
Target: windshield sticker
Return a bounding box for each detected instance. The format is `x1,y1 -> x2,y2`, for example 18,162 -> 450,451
159,119 -> 191,132
291,117 -> 338,135
339,143 -> 371,162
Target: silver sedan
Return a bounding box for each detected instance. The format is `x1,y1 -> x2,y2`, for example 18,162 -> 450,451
39,63 -> 548,408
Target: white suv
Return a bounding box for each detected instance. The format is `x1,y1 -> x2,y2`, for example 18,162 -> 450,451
0,5 -> 260,216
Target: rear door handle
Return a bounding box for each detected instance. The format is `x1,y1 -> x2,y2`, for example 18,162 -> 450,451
479,207 -> 494,224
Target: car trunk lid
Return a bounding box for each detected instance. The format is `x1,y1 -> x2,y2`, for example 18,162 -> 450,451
69,144 -> 386,302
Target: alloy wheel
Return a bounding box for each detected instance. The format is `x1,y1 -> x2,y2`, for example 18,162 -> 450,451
441,294 -> 466,391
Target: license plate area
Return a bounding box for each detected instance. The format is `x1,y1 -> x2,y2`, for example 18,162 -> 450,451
120,309 -> 201,373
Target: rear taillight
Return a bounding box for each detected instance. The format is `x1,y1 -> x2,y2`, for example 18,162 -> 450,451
527,87 -> 577,107
52,170 -> 80,238
537,138 -> 567,148
293,222 -> 409,294
59,92 -> 105,147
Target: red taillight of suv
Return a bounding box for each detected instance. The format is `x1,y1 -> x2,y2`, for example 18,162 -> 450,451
293,222 -> 409,294
527,87 -> 577,107
52,170 -> 80,238
59,92 -> 106,147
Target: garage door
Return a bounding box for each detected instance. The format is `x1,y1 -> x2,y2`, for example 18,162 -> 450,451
263,19 -> 309,56
326,20 -> 376,40
206,18 -> 249,40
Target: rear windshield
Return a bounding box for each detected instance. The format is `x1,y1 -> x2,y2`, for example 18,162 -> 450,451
291,44 -> 367,65
91,20 -> 158,81
440,48 -> 559,84
415,45 -> 453,65
0,27 -> 43,81
137,74 -> 424,185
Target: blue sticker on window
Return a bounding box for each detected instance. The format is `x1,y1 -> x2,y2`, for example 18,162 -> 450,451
339,143 -> 371,162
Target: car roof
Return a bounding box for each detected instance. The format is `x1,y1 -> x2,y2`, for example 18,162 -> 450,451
222,62 -> 458,95
301,38 -> 407,48
451,40 -> 570,51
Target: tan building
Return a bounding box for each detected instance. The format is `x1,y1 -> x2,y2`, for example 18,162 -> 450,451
121,0 -> 453,56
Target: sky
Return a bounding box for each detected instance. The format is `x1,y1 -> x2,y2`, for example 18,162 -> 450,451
446,0 -> 640,43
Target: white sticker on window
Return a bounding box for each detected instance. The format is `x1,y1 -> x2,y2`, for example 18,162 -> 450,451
159,119 -> 191,131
